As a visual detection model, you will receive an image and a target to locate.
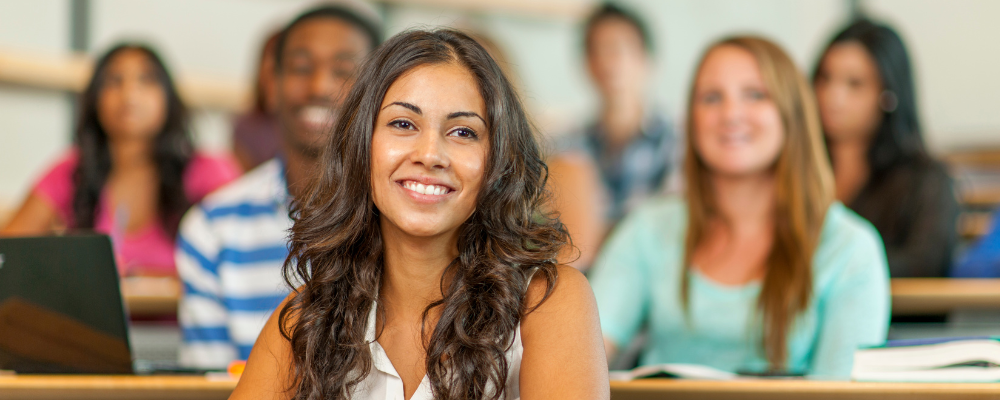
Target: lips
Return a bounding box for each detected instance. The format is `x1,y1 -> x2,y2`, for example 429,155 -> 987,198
719,132 -> 752,146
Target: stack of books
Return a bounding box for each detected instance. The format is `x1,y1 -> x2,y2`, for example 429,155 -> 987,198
852,337 -> 1000,382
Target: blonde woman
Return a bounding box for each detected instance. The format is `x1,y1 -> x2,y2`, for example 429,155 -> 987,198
589,36 -> 889,378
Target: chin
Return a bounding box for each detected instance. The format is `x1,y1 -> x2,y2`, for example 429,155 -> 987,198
707,159 -> 772,177
392,217 -> 450,238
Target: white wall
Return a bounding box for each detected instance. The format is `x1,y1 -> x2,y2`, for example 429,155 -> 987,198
2,0 -> 1000,208
90,0 -> 316,151
866,0 -> 1000,152
383,0 -> 847,137
0,0 -> 71,206
0,0 -> 314,205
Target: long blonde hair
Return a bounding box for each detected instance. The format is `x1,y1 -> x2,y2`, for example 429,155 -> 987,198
681,36 -> 834,371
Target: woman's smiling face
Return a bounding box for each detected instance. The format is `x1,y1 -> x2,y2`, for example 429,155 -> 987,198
370,62 -> 488,240
692,45 -> 784,178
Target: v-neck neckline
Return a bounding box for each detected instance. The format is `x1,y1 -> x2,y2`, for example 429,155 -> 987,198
365,302 -> 433,400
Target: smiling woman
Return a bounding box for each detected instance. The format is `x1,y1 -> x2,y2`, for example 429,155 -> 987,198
229,29 -> 609,400
588,36 -> 891,378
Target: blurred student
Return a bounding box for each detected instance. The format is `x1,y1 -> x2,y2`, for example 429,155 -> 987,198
174,4 -> 382,369
589,37 -> 889,378
814,19 -> 959,278
231,28 -> 608,400
232,30 -> 282,171
549,2 -> 677,270
0,44 -> 239,276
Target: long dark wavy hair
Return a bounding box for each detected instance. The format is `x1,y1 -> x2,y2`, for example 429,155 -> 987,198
814,19 -> 927,177
279,29 -> 567,400
73,44 -> 193,235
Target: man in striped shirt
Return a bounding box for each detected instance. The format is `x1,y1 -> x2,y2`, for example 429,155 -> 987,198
175,3 -> 382,369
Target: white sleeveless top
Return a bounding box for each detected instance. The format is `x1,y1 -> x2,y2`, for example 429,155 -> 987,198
350,302 -> 523,400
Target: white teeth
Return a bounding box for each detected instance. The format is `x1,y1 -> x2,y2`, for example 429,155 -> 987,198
300,106 -> 332,129
403,181 -> 449,196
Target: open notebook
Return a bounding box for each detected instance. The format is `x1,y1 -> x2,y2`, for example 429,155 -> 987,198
609,364 -> 737,381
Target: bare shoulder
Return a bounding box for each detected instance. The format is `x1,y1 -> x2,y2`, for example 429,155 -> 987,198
522,265 -> 600,344
520,265 -> 609,399
525,264 -> 593,314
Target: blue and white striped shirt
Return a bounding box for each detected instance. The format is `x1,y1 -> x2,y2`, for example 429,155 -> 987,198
175,159 -> 293,369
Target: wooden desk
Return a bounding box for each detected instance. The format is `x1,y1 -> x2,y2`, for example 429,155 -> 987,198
4,375 -> 999,400
611,379 -> 1000,400
0,375 -> 237,400
120,277 -> 180,318
892,278 -> 1000,315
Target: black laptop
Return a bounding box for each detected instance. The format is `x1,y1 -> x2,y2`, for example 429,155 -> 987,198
0,235 -> 133,374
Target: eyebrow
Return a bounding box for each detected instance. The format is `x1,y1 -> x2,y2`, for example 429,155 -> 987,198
383,101 -> 486,125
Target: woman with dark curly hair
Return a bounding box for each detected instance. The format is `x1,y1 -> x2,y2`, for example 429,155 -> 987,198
231,29 -> 608,400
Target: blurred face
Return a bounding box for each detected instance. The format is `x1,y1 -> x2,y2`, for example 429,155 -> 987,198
371,63 -> 488,241
97,49 -> 167,141
692,46 -> 784,178
276,18 -> 372,157
814,41 -> 883,142
586,17 -> 649,100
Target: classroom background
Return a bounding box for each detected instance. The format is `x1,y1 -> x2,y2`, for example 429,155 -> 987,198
2,0 -> 1000,211
4,0 -> 1000,397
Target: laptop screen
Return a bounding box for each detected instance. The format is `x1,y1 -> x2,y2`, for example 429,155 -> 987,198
0,235 -> 133,374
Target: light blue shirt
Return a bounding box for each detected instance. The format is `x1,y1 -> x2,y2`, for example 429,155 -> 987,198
589,197 -> 890,378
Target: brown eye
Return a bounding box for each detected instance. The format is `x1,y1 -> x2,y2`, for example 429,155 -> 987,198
448,127 -> 478,139
389,119 -> 414,130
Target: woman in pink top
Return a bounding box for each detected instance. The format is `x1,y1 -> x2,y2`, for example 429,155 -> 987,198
1,44 -> 239,276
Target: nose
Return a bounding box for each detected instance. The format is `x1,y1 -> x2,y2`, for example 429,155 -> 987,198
308,68 -> 343,104
818,81 -> 848,110
721,96 -> 744,126
119,77 -> 145,106
410,130 -> 449,170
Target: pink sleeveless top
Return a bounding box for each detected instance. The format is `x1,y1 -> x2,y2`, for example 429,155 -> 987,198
32,150 -> 240,276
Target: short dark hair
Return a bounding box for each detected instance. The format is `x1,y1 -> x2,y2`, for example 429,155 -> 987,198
273,4 -> 383,72
583,2 -> 653,55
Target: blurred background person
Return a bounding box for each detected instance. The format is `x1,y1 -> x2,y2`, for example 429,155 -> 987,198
175,3 -> 382,369
589,36 -> 888,377
0,43 -> 239,277
231,30 -> 282,172
549,2 -> 677,271
814,19 -> 959,278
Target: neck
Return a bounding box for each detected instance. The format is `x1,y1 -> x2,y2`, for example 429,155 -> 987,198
380,222 -> 459,316
828,137 -> 870,171
828,137 -> 871,202
108,137 -> 155,171
282,146 -> 318,199
600,93 -> 645,152
710,172 -> 775,233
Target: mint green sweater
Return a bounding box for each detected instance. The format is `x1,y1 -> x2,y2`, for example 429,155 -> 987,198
589,197 -> 890,378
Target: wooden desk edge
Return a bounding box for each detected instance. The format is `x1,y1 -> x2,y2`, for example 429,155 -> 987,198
611,379 -> 1000,394
0,375 -> 238,390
